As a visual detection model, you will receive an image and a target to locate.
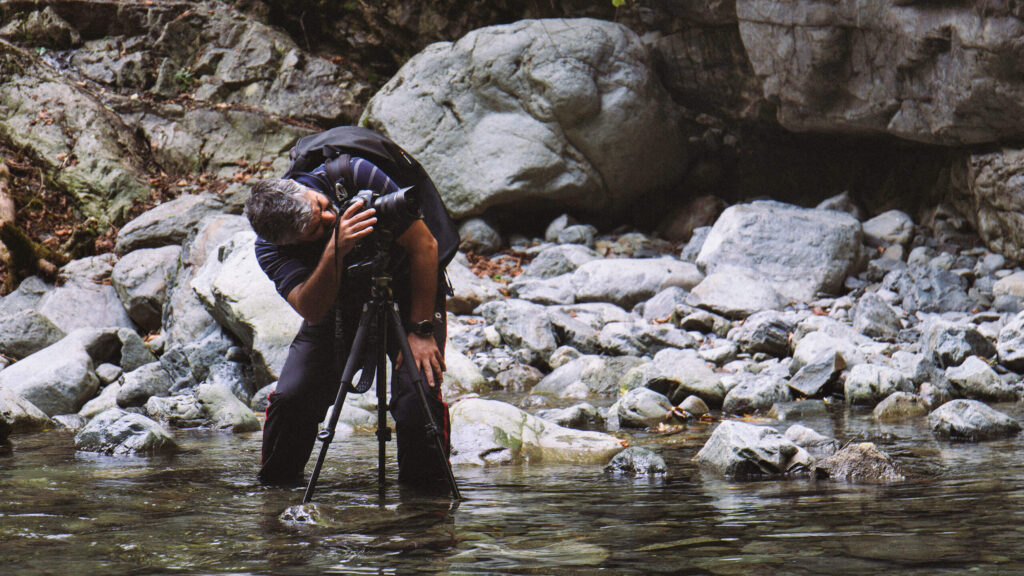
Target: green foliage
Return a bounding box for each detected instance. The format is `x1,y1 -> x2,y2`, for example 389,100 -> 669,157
173,67 -> 194,92
612,0 -> 627,6
35,46 -> 46,57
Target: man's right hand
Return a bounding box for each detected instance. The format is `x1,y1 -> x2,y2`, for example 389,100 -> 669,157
331,200 -> 377,257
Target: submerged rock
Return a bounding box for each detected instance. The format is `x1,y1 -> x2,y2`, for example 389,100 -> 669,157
694,420 -> 813,478
818,442 -> 905,482
74,408 -> 178,455
872,392 -> 929,422
604,447 -> 667,477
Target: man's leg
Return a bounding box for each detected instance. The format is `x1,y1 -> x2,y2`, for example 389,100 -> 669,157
259,321 -> 338,485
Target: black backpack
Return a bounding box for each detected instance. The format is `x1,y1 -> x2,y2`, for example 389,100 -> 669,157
284,126 -> 460,268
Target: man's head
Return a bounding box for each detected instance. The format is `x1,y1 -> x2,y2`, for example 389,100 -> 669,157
245,178 -> 337,244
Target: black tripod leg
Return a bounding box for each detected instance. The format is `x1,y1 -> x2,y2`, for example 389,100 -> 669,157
386,305 -> 462,500
303,302 -> 377,504
375,306 -> 390,493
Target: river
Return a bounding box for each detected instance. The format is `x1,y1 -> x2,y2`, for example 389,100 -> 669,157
3,403 -> 1024,575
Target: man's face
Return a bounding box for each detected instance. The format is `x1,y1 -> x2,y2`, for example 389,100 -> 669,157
290,187 -> 337,244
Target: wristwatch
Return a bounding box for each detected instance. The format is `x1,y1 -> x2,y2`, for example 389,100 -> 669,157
410,319 -> 435,337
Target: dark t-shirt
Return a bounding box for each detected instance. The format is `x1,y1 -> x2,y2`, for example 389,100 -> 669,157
254,157 -> 420,301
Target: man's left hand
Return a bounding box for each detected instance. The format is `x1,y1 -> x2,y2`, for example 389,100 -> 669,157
399,333 -> 446,388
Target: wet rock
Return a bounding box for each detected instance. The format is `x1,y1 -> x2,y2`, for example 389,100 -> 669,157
116,363 -> 174,408
477,299 -> 557,367
613,387 -> 673,428
696,201 -> 862,303
852,293 -> 903,341
572,258 -> 703,310
604,447 -> 667,476
944,356 -> 1019,402
364,19 -> 687,220
596,320 -> 697,357
446,255 -> 503,315
678,395 -> 710,418
995,311 -> 1024,371
641,348 -> 725,406
0,330 -> 100,416
450,398 -> 624,465
929,399 -> 1022,441
0,388 -> 52,433
818,442 -> 904,482
769,400 -> 829,422
533,355 -> 643,400
694,420 -> 813,478
197,382 -> 260,433
722,371 -> 792,415
727,310 -> 797,357
495,364 -> 544,394
79,382 -> 122,420
251,383 -> 275,412
458,218 -> 502,255
191,230 -> 302,382
844,364 -> 912,406
536,402 -> 604,431
159,330 -> 235,394
75,408 -> 178,455
872,392 -> 929,422
145,395 -> 206,428
922,318 -> 996,369
784,424 -> 838,457
863,210 -> 914,248
443,347 -> 489,397
686,269 -> 783,319
111,246 -> 182,332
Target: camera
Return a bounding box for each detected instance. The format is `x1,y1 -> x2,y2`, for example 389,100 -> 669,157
344,186 -> 421,227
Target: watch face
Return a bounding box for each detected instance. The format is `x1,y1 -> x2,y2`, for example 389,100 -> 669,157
414,320 -> 433,335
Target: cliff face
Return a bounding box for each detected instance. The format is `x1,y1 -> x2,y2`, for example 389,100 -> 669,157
1,0 -> 1023,265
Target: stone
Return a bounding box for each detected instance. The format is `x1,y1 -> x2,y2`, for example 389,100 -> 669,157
95,363 -> 123,385
522,244 -> 601,279
116,362 -> 174,408
508,276 -> 576,306
929,399 -> 1021,441
921,318 -> 996,368
995,311 -> 1024,371
891,265 -> 972,314
442,347 -> 489,397
787,332 -> 846,397
694,420 -> 813,478
596,321 -> 697,357
532,355 -> 643,400
572,258 -> 703,310
536,402 -> 604,431
641,286 -> 690,323
872,392 -> 929,423
614,387 -> 674,428
722,372 -> 792,415
944,356 -> 1018,402
993,271 -> 1024,300
79,382 -> 122,420
769,400 -> 829,422
450,398 -> 624,465
656,195 -> 727,244
815,191 -> 863,220
145,395 -> 206,428
75,408 -> 178,455
477,299 -> 557,367
818,443 -> 904,482
695,201 -> 862,303
117,329 -> 158,373
557,224 -> 597,246
446,254 -> 504,315
0,331 -> 100,416
678,395 -> 710,418
686,270 -> 783,319
197,381 -> 261,433
604,447 -> 667,476
784,424 -> 838,456
643,348 -> 726,407
727,310 -> 797,357
0,388 -> 52,433
37,260 -> 135,334
363,19 -> 687,219
191,230 -> 302,382
546,302 -> 631,354
852,293 -> 903,341
251,383 -> 275,412
458,218 -> 503,255
495,364 -> 545,394
844,364 -> 912,406
959,149 -> 1024,261
862,210 -> 914,247
111,245 -> 182,332
545,214 -> 575,242
0,7 -> 81,48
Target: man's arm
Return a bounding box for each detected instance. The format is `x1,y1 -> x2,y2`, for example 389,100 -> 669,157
286,201 -> 376,322
396,219 -> 446,387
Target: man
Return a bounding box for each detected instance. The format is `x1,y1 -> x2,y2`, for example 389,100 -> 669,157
244,156 -> 450,488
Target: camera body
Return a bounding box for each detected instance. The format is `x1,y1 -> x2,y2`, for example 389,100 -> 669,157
342,186 -> 420,228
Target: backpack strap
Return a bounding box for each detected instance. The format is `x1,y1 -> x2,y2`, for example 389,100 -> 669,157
324,153 -> 354,205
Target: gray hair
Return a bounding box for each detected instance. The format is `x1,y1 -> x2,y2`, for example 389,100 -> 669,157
244,178 -> 314,244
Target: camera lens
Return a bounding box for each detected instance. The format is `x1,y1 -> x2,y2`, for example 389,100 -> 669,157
375,186 -> 420,220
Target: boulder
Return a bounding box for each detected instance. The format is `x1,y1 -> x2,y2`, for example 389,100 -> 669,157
145,394 -> 206,428
890,265 -> 972,314
922,318 -> 996,368
862,210 -> 914,247
852,293 -> 902,341
596,321 -> 697,357
641,286 -> 690,323
727,310 -> 797,357
495,364 -> 545,393
191,230 -> 302,382
844,363 -> 912,406
508,276 -> 577,306
944,356 -> 1018,402
694,420 -> 813,477
458,218 -> 502,255
0,331 -> 100,416
536,402 -> 604,431
116,362 -> 174,408
196,382 -> 260,433
111,245 -> 182,332
477,299 -> 557,366
450,398 -> 624,465
363,19 -> 687,219
446,255 -> 504,315
784,424 -> 838,456
604,447 -> 667,476
0,276 -> 63,359
78,382 -> 122,420
642,348 -> 726,407
929,399 -> 1021,441
0,388 -> 52,433
695,201 -> 862,303
37,258 -> 135,334
532,355 -> 643,400
442,347 -> 489,397
546,302 -> 631,354
962,150 -> 1024,262
614,387 -> 674,428
74,408 -> 178,455
996,311 -> 1024,371
722,372 -> 792,415
522,244 -> 602,279
686,269 -> 783,319
818,442 -> 904,482
571,258 -> 703,310
787,332 -> 846,397
872,392 -> 929,423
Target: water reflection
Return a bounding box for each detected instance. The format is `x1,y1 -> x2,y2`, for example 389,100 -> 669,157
3,407 -> 1024,574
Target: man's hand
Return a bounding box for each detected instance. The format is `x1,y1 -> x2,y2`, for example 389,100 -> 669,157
399,333 -> 446,388
331,200 -> 376,256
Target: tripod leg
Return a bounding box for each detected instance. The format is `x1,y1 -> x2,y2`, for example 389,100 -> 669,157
386,305 -> 462,500
303,302 -> 377,504
375,306 -> 390,493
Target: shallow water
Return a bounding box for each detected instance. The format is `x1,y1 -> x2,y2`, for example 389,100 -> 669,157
3,404 -> 1024,575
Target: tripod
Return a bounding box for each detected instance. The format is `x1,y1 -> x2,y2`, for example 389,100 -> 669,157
302,266 -> 461,503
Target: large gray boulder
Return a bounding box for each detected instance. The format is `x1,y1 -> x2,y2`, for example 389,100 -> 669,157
0,331 -> 100,416
722,372 -> 792,415
74,408 -> 178,456
116,362 -> 174,408
696,201 -> 862,303
450,398 -> 623,465
844,363 -> 912,406
921,318 -> 996,369
959,149 -> 1024,261
996,310 -> 1024,371
0,388 -> 52,433
613,387 -> 674,428
112,245 -> 182,332
929,399 -> 1021,441
523,244 -> 602,279
115,194 -> 228,254
737,0 -> 1024,145
0,276 -> 62,359
944,356 -> 1018,402
196,382 -> 260,433
362,19 -> 687,219
190,230 -> 302,383
37,256 -> 135,334
532,355 -> 643,400
477,299 -> 558,366
695,420 -> 813,478
686,269 -> 783,318
446,255 -> 503,315
639,348 -> 726,407
572,258 -> 703,310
